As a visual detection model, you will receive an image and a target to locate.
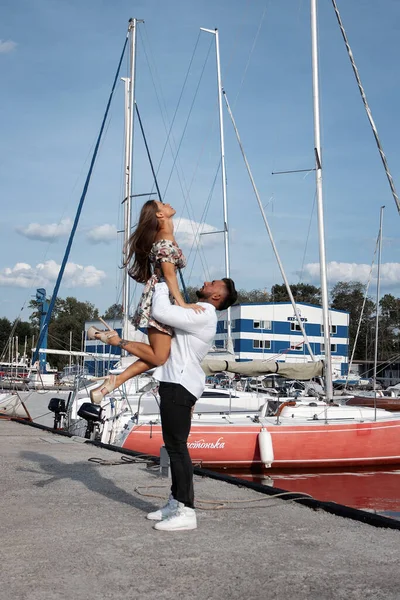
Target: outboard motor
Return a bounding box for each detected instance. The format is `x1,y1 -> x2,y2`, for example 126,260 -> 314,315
48,397 -> 67,430
77,402 -> 103,440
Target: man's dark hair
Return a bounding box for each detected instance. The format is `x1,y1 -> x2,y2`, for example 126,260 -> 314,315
219,278 -> 238,311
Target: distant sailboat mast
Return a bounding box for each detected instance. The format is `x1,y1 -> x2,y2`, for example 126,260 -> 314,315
373,205 -> 384,404
311,0 -> 333,400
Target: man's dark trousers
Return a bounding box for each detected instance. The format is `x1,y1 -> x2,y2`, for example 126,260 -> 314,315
159,381 -> 196,508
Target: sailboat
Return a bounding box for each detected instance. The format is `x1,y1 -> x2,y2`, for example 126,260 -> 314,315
54,9 -> 400,470
111,4 -> 400,469
0,391 -> 31,420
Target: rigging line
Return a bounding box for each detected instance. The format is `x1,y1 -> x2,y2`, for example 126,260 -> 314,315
297,190 -> 317,286
139,27 -> 199,201
345,232 -> 380,390
140,25 -> 220,282
232,0 -> 270,108
177,161 -> 221,283
162,37 -> 214,200
140,27 -> 202,188
185,164 -> 221,283
353,351 -> 400,382
331,0 -> 400,216
134,102 -> 188,302
12,118 -> 111,329
222,0 -> 252,76
180,190 -> 214,286
32,35 -> 129,366
142,41 -> 214,278
139,30 -> 213,277
223,89 -> 316,361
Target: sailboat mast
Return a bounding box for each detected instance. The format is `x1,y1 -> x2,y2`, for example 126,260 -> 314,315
201,27 -> 232,348
122,18 -> 142,342
310,0 -> 333,400
373,205 -> 384,395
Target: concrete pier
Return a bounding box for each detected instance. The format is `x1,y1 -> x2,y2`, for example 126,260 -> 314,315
1,418 -> 399,600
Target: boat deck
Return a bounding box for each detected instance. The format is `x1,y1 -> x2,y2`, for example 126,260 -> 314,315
1,418 -> 399,600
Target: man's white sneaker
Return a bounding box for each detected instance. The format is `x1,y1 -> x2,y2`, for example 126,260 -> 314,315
153,503 -> 197,531
146,495 -> 179,521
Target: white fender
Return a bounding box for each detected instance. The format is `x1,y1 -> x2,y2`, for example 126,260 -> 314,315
258,428 -> 274,469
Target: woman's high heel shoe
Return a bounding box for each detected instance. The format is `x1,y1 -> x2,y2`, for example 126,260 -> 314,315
87,326 -> 118,344
87,317 -> 118,344
90,375 -> 118,404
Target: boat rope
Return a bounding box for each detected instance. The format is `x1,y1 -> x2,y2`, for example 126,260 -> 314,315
331,0 -> 400,216
133,484 -> 314,511
88,454 -> 157,467
32,34 -> 129,366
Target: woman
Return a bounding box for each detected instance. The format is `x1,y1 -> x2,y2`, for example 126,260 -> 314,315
88,199 -> 203,404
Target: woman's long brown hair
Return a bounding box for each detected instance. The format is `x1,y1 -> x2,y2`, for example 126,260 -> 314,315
125,200 -> 159,283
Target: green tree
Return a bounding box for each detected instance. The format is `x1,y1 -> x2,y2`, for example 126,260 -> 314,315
0,318 -> 33,362
236,288 -> 270,304
28,296 -> 100,370
51,298 -> 99,370
270,283 -> 321,305
14,320 -> 34,359
0,317 -> 12,359
102,303 -> 123,320
330,281 -> 375,360
28,296 -> 63,330
378,294 -> 400,360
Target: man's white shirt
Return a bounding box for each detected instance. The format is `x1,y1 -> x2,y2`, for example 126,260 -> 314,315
151,282 -> 217,399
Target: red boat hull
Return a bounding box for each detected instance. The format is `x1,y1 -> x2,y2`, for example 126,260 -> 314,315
121,419 -> 400,469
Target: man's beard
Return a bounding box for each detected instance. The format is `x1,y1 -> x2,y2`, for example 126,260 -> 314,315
196,289 -> 206,300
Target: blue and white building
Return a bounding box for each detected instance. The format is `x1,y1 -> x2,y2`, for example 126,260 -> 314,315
83,302 -> 350,377
215,302 -> 350,375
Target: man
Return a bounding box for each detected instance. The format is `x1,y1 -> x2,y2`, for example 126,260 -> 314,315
110,278 -> 237,531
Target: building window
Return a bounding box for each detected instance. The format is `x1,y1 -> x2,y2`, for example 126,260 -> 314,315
253,339 -> 271,350
231,320 -> 236,330
290,343 -> 303,351
254,320 -> 272,330
290,322 -> 302,331
321,324 -> 337,335
321,344 -> 337,353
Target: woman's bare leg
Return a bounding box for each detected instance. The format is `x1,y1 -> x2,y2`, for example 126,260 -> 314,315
113,329 -> 171,387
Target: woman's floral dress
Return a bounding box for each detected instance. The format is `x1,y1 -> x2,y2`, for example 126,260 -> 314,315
131,239 -> 186,335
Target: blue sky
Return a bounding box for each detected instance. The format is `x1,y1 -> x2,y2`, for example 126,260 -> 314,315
1,0 -> 400,322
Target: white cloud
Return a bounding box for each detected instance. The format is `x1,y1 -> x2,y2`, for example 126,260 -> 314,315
86,224 -> 117,244
0,260 -> 106,288
16,218 -> 72,242
304,261 -> 400,287
174,217 -> 219,248
0,40 -> 17,54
